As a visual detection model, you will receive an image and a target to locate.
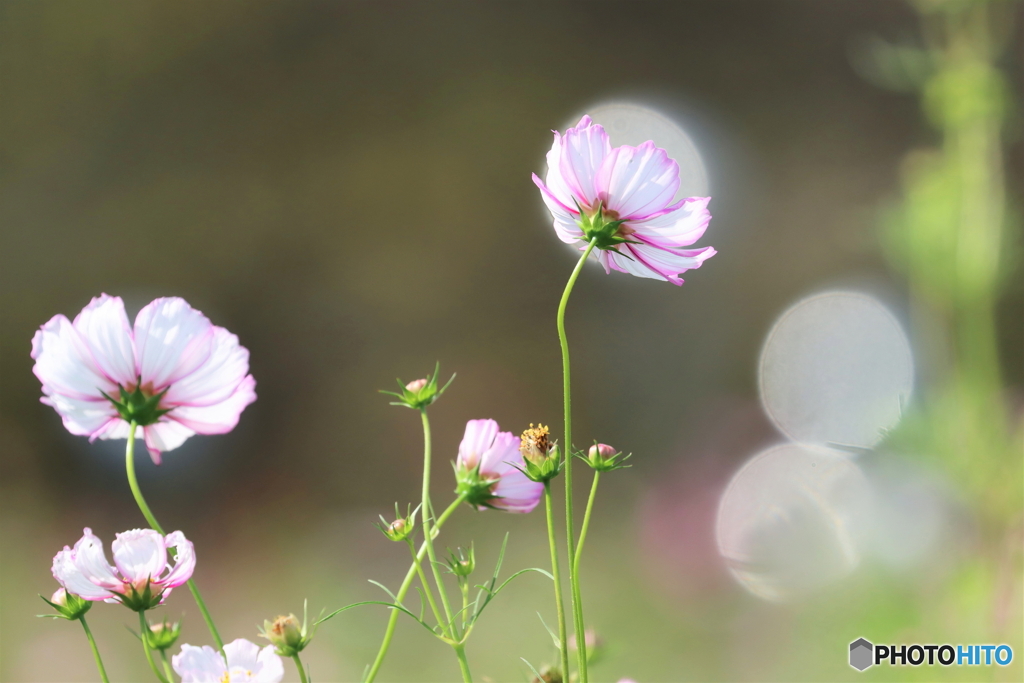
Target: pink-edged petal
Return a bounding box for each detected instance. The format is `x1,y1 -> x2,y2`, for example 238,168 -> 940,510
533,174 -> 585,245
162,327 -> 251,407
595,141 -> 679,219
607,243 -> 716,285
168,375 -> 256,435
134,298 -> 215,391
633,196 -> 712,247
173,644 -> 226,683
40,392 -> 119,438
490,469 -> 543,513
52,545 -> 115,600
93,419 -> 136,441
73,294 -> 137,386
477,431 -> 520,475
142,420 -> 197,464
254,645 -> 285,683
457,419 -> 499,470
557,115 -> 611,206
68,528 -> 122,596
111,529 -> 166,584
32,315 -> 119,401
160,531 -> 196,588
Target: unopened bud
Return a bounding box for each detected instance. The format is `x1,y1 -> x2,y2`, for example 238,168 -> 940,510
405,378 -> 428,392
584,443 -> 631,472
145,618 -> 181,651
446,545 -> 475,579
263,614 -> 306,655
40,587 -> 92,620
588,444 -> 616,461
381,363 -> 454,410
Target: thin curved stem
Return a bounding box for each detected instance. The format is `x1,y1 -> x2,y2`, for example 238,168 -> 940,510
79,616 -> 110,683
125,422 -> 225,652
292,654 -> 309,683
139,611 -> 170,683
159,649 -> 174,683
544,483 -> 570,681
408,539 -> 446,632
574,471 -> 601,573
364,495 -> 465,682
419,409 -> 459,640
557,238 -> 597,682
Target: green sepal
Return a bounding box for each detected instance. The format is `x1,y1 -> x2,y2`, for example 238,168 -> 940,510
379,362 -> 455,410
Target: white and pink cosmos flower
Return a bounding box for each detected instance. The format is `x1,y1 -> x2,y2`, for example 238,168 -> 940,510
31,294 -> 256,463
51,528 -> 195,610
455,419 -> 543,513
173,639 -> 284,683
533,115 -> 715,285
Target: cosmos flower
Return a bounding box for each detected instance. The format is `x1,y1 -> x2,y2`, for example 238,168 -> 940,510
173,639 -> 284,683
533,115 -> 715,285
51,528 -> 195,611
455,419 -> 544,513
31,294 -> 256,463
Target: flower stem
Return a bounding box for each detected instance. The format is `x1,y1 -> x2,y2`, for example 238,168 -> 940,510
419,409 -> 459,639
557,238 -> 597,682
574,471 -> 601,573
364,495 -> 465,682
125,422 -> 225,652
408,539 -> 446,634
79,616 -> 110,683
452,643 -> 473,683
139,611 -> 169,683
544,483 -> 570,682
159,649 -> 174,683
292,654 -> 309,683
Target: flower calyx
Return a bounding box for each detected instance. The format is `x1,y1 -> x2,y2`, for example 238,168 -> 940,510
574,198 -> 640,252
517,424 -> 562,483
377,503 -> 420,542
100,381 -> 171,427
113,578 -> 169,612
444,544 -> 476,579
580,443 -> 632,472
380,362 -> 455,410
259,603 -> 317,657
38,588 -> 91,621
144,617 -> 182,652
453,460 -> 500,509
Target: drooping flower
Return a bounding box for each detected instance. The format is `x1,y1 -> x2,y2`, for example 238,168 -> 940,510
51,528 -> 195,611
533,115 -> 715,285
31,294 -> 256,463
173,639 -> 284,683
454,419 -> 543,513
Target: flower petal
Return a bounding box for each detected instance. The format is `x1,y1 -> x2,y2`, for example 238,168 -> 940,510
143,420 -> 197,464
167,375 -> 256,435
633,196 -> 712,248
457,419 -> 499,470
73,294 -> 137,387
40,392 -> 119,438
606,243 -> 716,285
173,644 -> 226,683
65,529 -> 122,598
52,544 -> 115,600
595,141 -> 679,220
112,529 -> 167,584
556,115 -> 611,206
477,430 -> 520,475
160,530 -> 196,588
254,645 -> 285,683
162,327 -> 252,407
490,470 -> 544,513
32,314 -> 118,401
532,174 -> 584,245
224,638 -> 262,672
134,298 -> 215,391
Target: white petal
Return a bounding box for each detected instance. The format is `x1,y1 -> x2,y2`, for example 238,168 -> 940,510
134,298 -> 215,391
163,326 -> 251,407
595,141 -> 679,219
634,196 -> 712,247
67,529 -> 122,596
143,420 -> 197,462
173,644 -> 226,683
224,639 -> 262,672
32,315 -> 119,401
254,645 -> 285,683
41,392 -> 119,437
457,419 -> 499,470
111,529 -> 167,584
556,115 -> 611,206
160,530 -> 196,588
477,430 -> 520,475
73,294 -> 137,386
168,375 -> 256,435
52,546 -> 114,600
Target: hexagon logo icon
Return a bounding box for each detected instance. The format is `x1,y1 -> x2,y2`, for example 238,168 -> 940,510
849,638 -> 874,671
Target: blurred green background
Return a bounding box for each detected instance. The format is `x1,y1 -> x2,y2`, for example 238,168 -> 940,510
1,1 -> 1021,681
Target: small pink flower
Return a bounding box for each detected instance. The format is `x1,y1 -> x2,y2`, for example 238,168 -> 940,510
31,294 -> 256,463
173,639 -> 284,683
533,115 -> 715,285
456,419 -> 544,513
51,527 -> 195,610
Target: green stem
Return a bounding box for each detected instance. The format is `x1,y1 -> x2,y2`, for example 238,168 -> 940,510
125,422 -> 225,653
79,616 -> 110,683
460,582 -> 469,632
292,654 -> 309,683
544,483 -> 570,681
408,539 -> 446,633
557,238 -> 597,683
452,643 -> 473,683
364,496 -> 465,682
159,649 -> 174,683
574,471 -> 601,573
139,611 -> 169,683
419,409 -> 459,640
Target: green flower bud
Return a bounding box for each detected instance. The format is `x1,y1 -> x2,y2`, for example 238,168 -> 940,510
261,613 -> 311,656
380,362 -> 455,410
378,503 -> 419,542
39,588 -> 92,621
145,618 -> 182,652
445,545 -> 475,579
